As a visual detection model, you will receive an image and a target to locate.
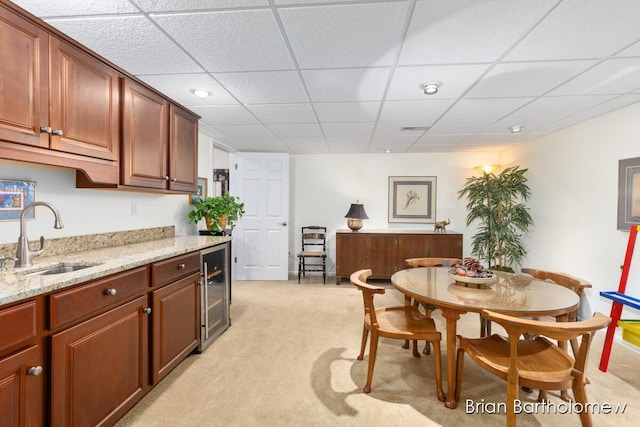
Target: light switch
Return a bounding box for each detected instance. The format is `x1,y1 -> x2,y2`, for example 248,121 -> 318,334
131,201 -> 138,216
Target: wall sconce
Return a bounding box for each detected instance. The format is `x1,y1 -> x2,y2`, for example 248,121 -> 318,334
474,164 -> 500,175
344,201 -> 369,232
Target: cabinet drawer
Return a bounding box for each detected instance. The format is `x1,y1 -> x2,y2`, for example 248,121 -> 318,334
151,252 -> 199,287
49,267 -> 147,330
0,300 -> 37,355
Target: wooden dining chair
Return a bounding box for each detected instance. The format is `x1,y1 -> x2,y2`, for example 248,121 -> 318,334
454,310 -> 611,427
403,258 -> 462,354
350,269 -> 444,400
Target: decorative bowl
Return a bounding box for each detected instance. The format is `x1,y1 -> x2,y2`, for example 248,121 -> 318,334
447,272 -> 497,288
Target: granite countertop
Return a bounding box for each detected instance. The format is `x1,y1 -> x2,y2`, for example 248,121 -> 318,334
0,235 -> 230,306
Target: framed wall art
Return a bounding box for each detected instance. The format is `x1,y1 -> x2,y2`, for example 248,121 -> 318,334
0,179 -> 36,221
190,177 -> 208,204
388,176 -> 437,223
618,157 -> 640,230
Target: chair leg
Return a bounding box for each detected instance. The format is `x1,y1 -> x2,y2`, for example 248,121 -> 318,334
506,373 -> 519,427
357,324 -> 369,361
364,332 -> 379,393
572,373 -> 593,427
432,340 -> 445,402
454,347 -> 465,402
297,257 -> 302,284
423,341 -> 431,355
412,340 -> 420,358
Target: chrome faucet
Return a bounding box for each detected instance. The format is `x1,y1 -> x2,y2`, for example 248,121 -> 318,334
15,201 -> 64,267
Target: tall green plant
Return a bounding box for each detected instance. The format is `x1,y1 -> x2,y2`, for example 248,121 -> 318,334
457,166 -> 533,271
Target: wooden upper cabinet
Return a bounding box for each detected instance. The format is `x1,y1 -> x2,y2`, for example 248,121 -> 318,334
121,78 -> 198,193
48,37 -> 119,161
121,79 -> 169,189
168,105 -> 198,193
0,6 -> 49,148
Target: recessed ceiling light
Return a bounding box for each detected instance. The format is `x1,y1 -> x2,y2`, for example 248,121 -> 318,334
420,81 -> 443,95
385,148 -> 392,154
508,125 -> 523,133
192,89 -> 211,99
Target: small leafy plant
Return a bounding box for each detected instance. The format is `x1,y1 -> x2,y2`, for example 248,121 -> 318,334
188,194 -> 245,231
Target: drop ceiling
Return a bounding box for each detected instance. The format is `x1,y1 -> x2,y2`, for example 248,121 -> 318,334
11,0 -> 640,154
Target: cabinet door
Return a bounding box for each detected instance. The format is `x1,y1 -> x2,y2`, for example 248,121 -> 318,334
335,233 -> 369,283
151,273 -> 199,385
168,104 -> 198,193
50,296 -> 149,427
121,79 -> 168,189
368,234 -> 399,278
0,346 -> 44,427
48,37 -> 119,160
0,6 -> 49,148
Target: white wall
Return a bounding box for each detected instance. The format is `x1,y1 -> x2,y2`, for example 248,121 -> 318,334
0,131 -> 214,244
502,101 -> 640,319
290,151 -> 499,274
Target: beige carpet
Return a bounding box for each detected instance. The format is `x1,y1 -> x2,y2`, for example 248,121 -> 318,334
116,278 -> 640,427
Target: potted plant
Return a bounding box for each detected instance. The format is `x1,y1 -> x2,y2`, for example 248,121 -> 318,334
457,165 -> 534,272
188,194 -> 245,232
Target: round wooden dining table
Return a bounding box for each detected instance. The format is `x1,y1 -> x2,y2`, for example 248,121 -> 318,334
391,267 -> 580,409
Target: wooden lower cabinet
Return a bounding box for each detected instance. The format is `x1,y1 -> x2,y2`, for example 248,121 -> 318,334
50,296 -> 149,427
335,230 -> 463,283
151,272 -> 199,384
0,345 -> 44,427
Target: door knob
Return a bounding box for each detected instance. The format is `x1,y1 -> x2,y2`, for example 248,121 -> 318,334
143,307 -> 152,314
105,288 -> 117,296
281,221 -> 288,226
27,366 -> 43,376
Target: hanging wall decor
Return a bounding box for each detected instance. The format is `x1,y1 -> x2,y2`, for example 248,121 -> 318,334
0,180 -> 36,221
388,176 -> 437,223
618,156 -> 640,230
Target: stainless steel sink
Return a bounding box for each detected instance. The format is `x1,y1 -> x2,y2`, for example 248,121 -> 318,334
25,263 -> 102,276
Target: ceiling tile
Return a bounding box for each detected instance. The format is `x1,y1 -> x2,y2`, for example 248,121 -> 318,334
213,71 -> 308,104
137,73 -> 239,106
465,61 -> 597,98
374,121 -> 428,137
302,68 -> 390,102
321,122 -> 375,138
189,105 -> 260,125
379,100 -> 454,123
11,0 -> 138,16
427,120 -> 493,135
414,133 -> 472,146
326,138 -> 370,153
267,123 -> 323,138
214,124 -> 274,138
504,95 -> 617,119
245,104 -> 317,123
443,98 -> 534,120
551,58 -> 640,96
45,16 -> 202,74
576,94 -> 640,118
152,10 -> 294,72
280,137 -> 330,154
279,2 -> 409,68
133,0 -> 269,12
399,0 -> 558,65
504,0 -> 640,61
313,102 -> 380,122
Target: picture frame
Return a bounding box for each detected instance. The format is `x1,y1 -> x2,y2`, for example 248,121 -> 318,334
190,177 -> 208,205
388,176 -> 437,223
0,179 -> 36,221
618,157 -> 640,230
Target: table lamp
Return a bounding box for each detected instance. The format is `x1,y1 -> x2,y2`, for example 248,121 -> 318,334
345,201 -> 369,231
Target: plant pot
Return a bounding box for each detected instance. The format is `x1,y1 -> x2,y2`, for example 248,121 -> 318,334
205,215 -> 228,231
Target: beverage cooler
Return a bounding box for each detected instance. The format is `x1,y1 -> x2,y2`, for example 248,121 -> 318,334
198,242 -> 230,351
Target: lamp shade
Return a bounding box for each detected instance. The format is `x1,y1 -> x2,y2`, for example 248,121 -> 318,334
345,203 -> 369,219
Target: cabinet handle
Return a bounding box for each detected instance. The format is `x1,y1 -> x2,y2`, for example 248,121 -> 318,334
171,177 -> 177,182
27,366 -> 43,376
105,288 -> 117,296
52,129 -> 64,136
178,263 -> 186,270
163,176 -> 170,181
40,126 -> 52,134
143,307 -> 152,314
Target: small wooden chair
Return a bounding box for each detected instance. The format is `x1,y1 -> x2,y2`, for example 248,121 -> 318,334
351,269 -> 444,400
455,310 -> 611,427
297,226 -> 327,284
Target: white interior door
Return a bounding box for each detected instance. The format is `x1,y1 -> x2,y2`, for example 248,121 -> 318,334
230,153 -> 289,280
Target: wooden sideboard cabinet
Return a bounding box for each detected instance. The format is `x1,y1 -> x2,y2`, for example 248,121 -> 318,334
335,229 -> 463,284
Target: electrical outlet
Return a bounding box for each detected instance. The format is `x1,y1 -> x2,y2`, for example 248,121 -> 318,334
131,201 -> 138,216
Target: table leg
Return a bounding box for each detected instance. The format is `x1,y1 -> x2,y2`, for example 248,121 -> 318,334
440,308 -> 461,409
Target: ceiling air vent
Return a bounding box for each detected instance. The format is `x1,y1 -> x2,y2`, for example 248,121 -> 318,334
400,126 -> 430,132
